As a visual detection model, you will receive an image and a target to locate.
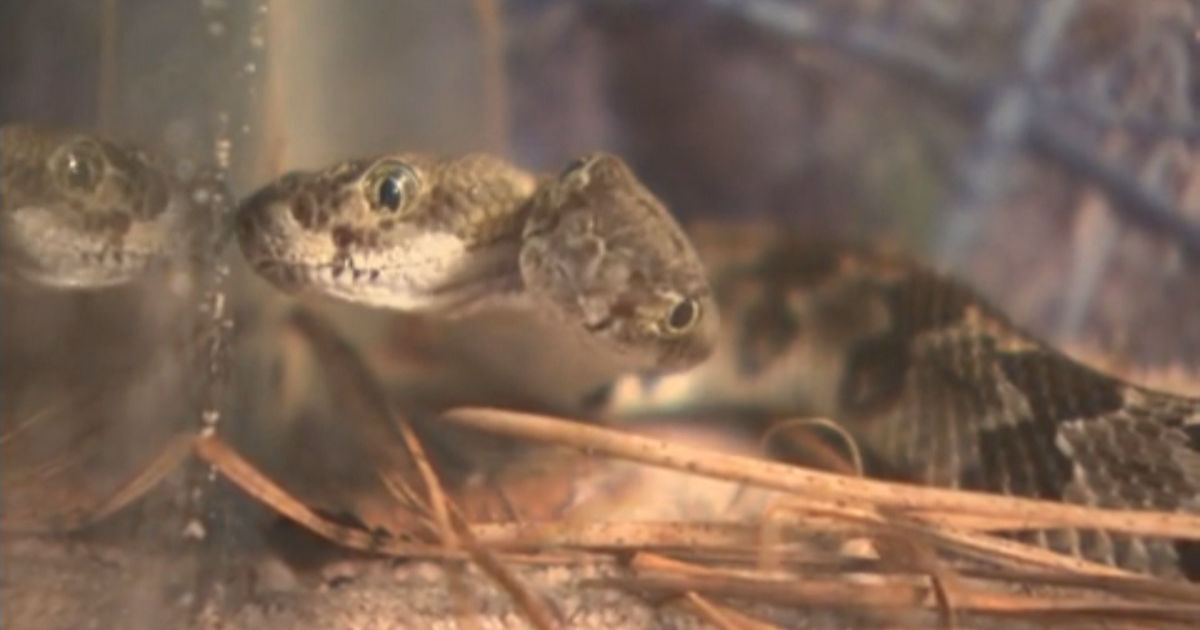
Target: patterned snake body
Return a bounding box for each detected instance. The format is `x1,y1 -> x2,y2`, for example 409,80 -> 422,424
607,228 -> 1200,579
8,124 -> 1196,579
0,124 -> 212,289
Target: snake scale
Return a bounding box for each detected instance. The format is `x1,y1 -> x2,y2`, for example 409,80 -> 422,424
234,151 -> 720,372
607,226 -> 1200,580
3,124 -> 1197,581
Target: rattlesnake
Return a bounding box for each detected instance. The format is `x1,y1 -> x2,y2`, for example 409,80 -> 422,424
5,126 -> 1196,580
605,224 -> 1200,580
234,151 -> 720,373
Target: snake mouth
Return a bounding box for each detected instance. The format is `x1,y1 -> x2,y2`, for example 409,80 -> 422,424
248,254 -> 526,315
246,254 -> 474,312
248,257 -> 380,293
1,187 -> 206,288
13,247 -> 163,289
3,211 -> 183,289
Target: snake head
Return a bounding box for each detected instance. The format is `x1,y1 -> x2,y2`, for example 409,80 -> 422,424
234,153 -> 536,310
519,153 -> 720,372
0,124 -> 201,288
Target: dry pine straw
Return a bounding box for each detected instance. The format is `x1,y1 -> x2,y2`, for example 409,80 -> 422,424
31,395 -> 1195,629
191,402 -> 1199,629
426,407 -> 1197,626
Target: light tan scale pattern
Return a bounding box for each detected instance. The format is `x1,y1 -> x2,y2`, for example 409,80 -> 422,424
236,152 -> 719,372
1,123 -> 212,288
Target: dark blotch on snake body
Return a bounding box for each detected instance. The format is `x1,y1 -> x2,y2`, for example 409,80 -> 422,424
734,244 -> 841,375
837,335 -> 911,420
973,415 -> 1076,501
996,351 -> 1126,422
836,272 -> 979,419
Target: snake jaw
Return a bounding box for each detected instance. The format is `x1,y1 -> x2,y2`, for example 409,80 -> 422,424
237,153 -> 539,313
236,182 -> 517,312
238,198 -> 472,310
236,174 -> 521,311
1,194 -> 193,289
249,234 -> 490,312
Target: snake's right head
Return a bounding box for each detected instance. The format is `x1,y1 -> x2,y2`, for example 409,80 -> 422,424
0,124 -> 204,288
519,153 -> 721,373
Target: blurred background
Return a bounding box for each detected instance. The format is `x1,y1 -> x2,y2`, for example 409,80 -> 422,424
2,1 -> 1197,628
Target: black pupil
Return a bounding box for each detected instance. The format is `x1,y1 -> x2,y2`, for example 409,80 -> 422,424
65,153 -> 96,189
668,299 -> 697,330
378,174 -> 403,210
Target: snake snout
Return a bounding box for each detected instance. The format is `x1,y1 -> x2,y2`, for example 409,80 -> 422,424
234,184 -> 303,260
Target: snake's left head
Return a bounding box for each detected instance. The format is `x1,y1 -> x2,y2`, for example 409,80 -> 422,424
519,152 -> 720,372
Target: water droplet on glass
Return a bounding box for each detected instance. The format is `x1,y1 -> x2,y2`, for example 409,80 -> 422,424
214,138 -> 232,170
167,270 -> 195,297
183,519 -> 207,540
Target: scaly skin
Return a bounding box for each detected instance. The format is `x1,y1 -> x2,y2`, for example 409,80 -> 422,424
0,123 -> 212,288
235,152 -> 719,371
604,223 -> 1200,580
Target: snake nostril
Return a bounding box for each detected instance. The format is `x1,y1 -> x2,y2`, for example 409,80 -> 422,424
290,194 -> 317,228
107,212 -> 133,236
331,225 -> 359,250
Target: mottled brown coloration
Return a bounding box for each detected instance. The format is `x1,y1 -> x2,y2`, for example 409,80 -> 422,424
236,153 -> 537,313
605,225 -> 1200,579
237,151 -> 719,372
0,124 -> 211,288
745,237 -> 1200,579
519,154 -> 719,370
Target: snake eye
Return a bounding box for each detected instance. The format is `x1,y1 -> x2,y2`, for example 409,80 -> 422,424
363,160 -> 420,214
52,140 -> 106,193
663,297 -> 701,335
